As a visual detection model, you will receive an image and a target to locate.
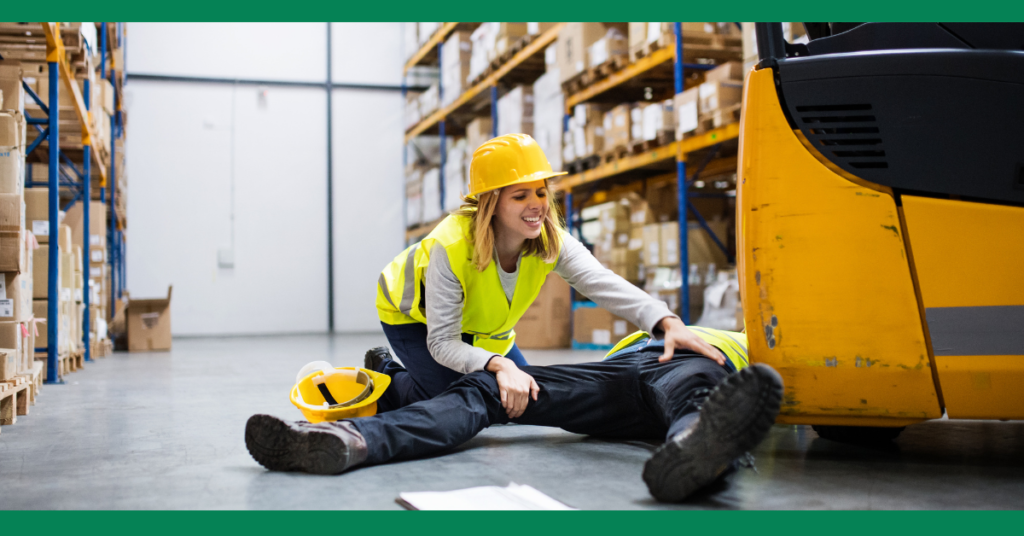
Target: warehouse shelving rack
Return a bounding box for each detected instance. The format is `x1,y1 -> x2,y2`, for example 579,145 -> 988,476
557,23 -> 740,323
20,23 -> 106,381
100,22 -> 127,330
402,23 -> 739,323
403,23 -> 564,244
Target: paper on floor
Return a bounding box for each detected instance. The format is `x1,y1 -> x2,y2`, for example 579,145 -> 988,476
397,482 -> 575,510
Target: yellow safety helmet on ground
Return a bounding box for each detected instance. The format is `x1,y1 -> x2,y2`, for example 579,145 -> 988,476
290,362 -> 391,423
468,133 -> 566,196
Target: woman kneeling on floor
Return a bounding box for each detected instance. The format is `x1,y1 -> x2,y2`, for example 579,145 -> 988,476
244,134 -> 783,502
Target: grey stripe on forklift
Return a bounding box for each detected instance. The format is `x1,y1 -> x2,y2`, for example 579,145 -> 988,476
926,305 -> 1024,356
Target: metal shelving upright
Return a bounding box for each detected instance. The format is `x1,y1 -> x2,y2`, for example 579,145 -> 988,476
23,23 -> 109,380
99,22 -> 126,325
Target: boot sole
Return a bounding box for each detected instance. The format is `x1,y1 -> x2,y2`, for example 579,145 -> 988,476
643,364 -> 783,502
245,414 -> 350,475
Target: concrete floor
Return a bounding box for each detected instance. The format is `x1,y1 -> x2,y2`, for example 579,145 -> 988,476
1,333 -> 1023,510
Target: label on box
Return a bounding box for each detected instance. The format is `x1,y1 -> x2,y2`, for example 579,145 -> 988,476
592,329 -> 611,345
91,250 -> 103,262
90,234 -> 102,246
613,320 -> 627,336
74,289 -> 83,302
141,312 -> 160,329
61,288 -> 71,302
628,237 -> 643,250
33,220 -> 49,236
0,277 -> 5,299
90,267 -> 101,277
678,101 -> 698,133
699,82 -> 715,99
0,299 -> 11,317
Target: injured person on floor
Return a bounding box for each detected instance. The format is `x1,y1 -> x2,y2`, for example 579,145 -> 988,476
245,328 -> 783,503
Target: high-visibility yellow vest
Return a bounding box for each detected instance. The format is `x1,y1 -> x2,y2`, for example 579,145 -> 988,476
604,327 -> 750,372
376,213 -> 560,356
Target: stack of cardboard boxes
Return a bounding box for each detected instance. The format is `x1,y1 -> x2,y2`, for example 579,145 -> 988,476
440,31 -> 472,108
555,23 -> 628,84
66,201 -> 108,349
532,52 -> 563,174
675,61 -> 744,140
496,86 -> 533,138
0,62 -> 36,382
563,103 -> 606,165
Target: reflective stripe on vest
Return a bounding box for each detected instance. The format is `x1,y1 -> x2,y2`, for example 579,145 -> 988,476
603,328 -> 749,371
376,214 -> 560,355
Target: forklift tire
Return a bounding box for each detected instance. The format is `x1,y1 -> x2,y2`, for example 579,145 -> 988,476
812,425 -> 904,444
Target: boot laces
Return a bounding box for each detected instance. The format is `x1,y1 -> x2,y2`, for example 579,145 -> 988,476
740,451 -> 758,473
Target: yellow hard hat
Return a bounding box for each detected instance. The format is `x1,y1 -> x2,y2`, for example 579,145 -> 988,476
468,133 -> 566,197
290,365 -> 391,423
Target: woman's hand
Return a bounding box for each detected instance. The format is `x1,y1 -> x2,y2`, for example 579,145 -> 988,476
656,316 -> 726,366
486,356 -> 540,418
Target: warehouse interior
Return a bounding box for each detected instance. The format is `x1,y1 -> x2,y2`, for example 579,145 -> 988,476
0,22 -> 1022,510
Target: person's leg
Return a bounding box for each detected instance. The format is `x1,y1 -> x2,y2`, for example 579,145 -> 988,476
352,356 -> 665,466
376,322 -> 465,412
637,351 -> 783,502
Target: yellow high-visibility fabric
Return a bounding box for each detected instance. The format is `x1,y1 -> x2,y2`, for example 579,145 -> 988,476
604,327 -> 750,371
376,213 -> 559,356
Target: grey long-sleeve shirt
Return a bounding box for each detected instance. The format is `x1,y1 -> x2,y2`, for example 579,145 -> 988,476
424,233 -> 678,374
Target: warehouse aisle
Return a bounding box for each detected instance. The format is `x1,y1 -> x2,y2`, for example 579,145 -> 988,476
1,335 -> 1022,510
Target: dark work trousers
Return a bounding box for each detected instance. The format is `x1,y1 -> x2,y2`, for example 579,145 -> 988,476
350,349 -> 727,466
377,322 -> 529,413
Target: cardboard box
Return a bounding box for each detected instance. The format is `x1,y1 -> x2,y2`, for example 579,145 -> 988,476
660,221 -> 680,266
33,244 -> 58,298
674,86 -> 700,139
61,250 -> 75,293
127,286 -> 173,352
628,23 -> 648,53
493,23 -> 530,59
0,146 -> 23,195
572,303 -> 637,347
63,201 -> 108,250
603,104 -> 631,151
0,112 -> 24,147
496,85 -> 533,137
587,28 -> 628,69
642,223 -> 661,266
99,79 -> 114,116
58,223 -> 71,253
466,116 -> 493,153
557,23 -> 628,83
698,80 -> 743,113
0,271 -> 32,322
0,193 -> 25,273
0,60 -> 25,114
0,347 -> 15,380
441,31 -> 473,107
0,321 -> 27,378
704,61 -> 744,84
515,272 -> 571,349
23,188 -> 49,240
642,99 -> 675,142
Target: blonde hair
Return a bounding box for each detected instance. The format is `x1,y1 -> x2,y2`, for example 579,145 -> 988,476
454,182 -> 565,272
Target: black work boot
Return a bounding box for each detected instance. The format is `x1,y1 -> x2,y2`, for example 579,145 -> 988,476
245,414 -> 368,475
364,346 -> 393,372
643,363 -> 783,502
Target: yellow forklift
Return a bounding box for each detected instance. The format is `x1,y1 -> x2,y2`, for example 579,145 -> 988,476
739,23 -> 1024,441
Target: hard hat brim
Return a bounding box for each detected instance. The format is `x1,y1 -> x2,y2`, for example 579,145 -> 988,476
468,170 -> 567,197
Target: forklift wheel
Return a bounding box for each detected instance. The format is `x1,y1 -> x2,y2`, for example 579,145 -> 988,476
812,425 -> 904,444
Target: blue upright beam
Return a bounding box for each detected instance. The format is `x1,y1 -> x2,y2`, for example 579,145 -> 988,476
109,66 -> 117,314
83,78 -> 92,362
491,85 -> 498,138
673,22 -> 691,324
45,61 -> 60,383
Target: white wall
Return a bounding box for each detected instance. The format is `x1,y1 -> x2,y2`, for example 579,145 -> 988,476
330,23 -> 405,332
129,23 -> 327,82
125,23 -> 405,336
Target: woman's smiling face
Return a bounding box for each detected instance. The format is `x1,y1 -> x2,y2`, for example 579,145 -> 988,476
493,179 -> 548,242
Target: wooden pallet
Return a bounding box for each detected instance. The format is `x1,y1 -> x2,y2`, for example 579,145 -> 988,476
565,154 -> 603,175
602,144 -> 635,163
0,376 -> 31,430
468,33 -> 538,87
630,131 -> 677,154
561,54 -> 630,95
696,104 -> 742,135
630,30 -> 743,64
17,362 -> 43,408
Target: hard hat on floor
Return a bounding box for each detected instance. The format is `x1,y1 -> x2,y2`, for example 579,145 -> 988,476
468,133 -> 566,197
290,362 -> 390,423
